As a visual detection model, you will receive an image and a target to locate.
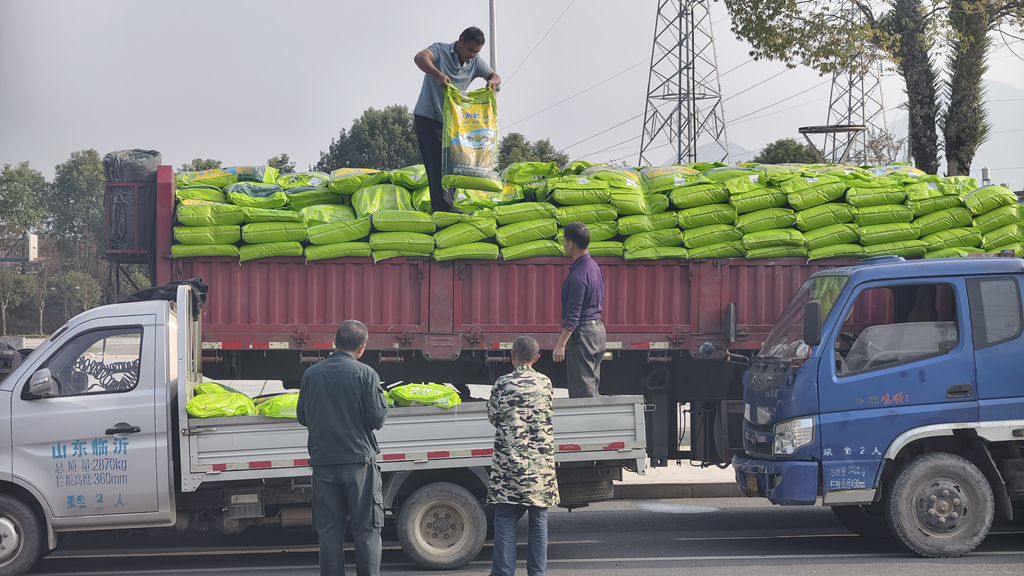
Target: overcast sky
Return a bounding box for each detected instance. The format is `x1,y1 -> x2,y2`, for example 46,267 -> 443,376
1,0 -> 1022,188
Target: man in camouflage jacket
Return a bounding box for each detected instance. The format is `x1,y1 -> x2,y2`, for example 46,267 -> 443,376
487,335 -> 558,576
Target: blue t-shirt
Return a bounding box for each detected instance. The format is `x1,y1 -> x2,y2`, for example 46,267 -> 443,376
414,41 -> 493,122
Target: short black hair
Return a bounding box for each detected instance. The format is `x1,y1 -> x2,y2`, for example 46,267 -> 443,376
460,26 -> 485,45
564,221 -> 591,250
512,336 -> 539,363
336,320 -> 368,352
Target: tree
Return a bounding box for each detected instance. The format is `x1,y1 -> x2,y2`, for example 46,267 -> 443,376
45,150 -> 105,259
865,129 -> 908,165
179,159 -> 223,172
26,261 -> 55,335
314,105 -> 421,172
0,162 -> 46,233
0,266 -> 30,336
752,138 -> 821,164
722,0 -> 1024,175
498,133 -> 570,171
267,153 -> 296,174
64,270 -> 102,316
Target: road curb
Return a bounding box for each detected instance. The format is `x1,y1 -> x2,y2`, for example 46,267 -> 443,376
613,482 -> 743,500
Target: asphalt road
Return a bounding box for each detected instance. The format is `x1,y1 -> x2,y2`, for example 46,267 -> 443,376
31,498 -> 1024,575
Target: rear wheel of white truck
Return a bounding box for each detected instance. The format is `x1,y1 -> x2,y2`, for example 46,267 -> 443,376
397,482 -> 486,570
886,452 -> 994,558
0,493 -> 45,576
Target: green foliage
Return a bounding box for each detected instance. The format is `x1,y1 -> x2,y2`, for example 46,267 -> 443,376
314,105 -> 421,172
46,150 -> 105,259
179,158 -> 223,172
0,268 -> 31,336
267,153 -> 296,174
752,138 -> 820,165
498,133 -> 569,171
0,162 -> 47,232
63,270 -> 102,316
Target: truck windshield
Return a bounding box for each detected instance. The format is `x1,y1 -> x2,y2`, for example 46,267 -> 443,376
759,275 -> 848,361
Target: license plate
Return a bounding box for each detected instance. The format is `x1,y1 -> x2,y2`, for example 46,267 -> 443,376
745,474 -> 759,496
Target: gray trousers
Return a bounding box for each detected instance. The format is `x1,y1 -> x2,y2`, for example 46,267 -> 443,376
567,320 -> 605,398
312,462 -> 383,576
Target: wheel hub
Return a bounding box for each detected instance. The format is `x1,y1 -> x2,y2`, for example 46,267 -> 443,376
917,483 -> 965,533
0,518 -> 20,562
420,507 -> 463,547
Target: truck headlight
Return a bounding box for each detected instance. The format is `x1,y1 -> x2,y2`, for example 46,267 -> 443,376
773,417 -> 814,455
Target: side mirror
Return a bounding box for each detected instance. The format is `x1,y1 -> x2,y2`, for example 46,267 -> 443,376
724,302 -> 737,343
803,301 -> 822,347
29,368 -> 55,397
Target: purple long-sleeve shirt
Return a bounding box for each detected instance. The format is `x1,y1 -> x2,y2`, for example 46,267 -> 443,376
560,254 -> 604,331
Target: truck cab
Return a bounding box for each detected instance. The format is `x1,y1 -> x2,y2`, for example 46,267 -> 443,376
733,255 -> 1024,557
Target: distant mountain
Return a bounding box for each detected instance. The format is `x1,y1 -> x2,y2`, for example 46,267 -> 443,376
658,142 -> 753,166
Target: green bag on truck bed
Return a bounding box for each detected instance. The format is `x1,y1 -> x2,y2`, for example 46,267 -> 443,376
583,241 -> 625,258
352,184 -> 413,218
328,168 -> 389,194
973,205 -> 1020,234
454,183 -> 524,210
862,240 -> 927,258
921,228 -> 982,251
963,185 -> 1017,216
369,232 -> 435,255
581,165 -> 645,192
926,247 -> 974,259
242,222 -> 307,243
682,224 -> 742,249
678,204 -> 737,228
803,224 -> 860,250
982,224 -> 1024,250
412,187 -> 432,213
372,210 -> 436,233
174,225 -> 241,245
617,213 -> 678,235
552,187 -> 612,206
808,244 -> 864,260
225,182 -> 288,209
176,185 -> 226,203
242,207 -> 304,223
495,219 -> 557,247
845,185 -> 906,207
301,204 -> 356,226
555,204 -> 619,226
389,165 -> 429,190
307,217 -> 371,245
390,383 -> 462,409
501,161 -> 559,185
736,208 -> 796,233
442,85 -> 501,192
434,220 -> 498,248
494,202 -> 557,225
859,223 -> 920,246
501,239 -> 563,260
668,178 -> 728,209
794,203 -> 854,231
277,171 -> 329,189
305,242 -> 372,260
177,165 -> 279,189
194,381 -> 246,396
852,205 -> 914,226
745,245 -> 807,259
742,229 -> 805,250
906,194 -> 961,217
434,211 -> 496,228
988,243 -> 1024,254
171,244 -> 239,258
177,200 -> 244,226
254,393 -> 300,418
641,165 -> 701,194
560,160 -> 592,176
186,392 -> 257,418
623,229 -> 684,252
729,189 -> 788,214
610,193 -> 669,216
284,187 -> 340,211
781,175 -> 846,211
625,246 -> 688,261
687,241 -> 744,258
915,207 -> 973,237
556,222 -> 618,244
239,242 -> 304,262
434,242 -> 500,261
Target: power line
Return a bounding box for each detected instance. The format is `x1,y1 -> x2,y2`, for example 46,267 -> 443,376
971,166 -> 1024,171
723,61 -> 806,103
562,112 -> 646,151
579,135 -> 643,160
728,79 -> 832,123
730,96 -> 829,126
502,0 -> 577,86
990,128 -> 1024,134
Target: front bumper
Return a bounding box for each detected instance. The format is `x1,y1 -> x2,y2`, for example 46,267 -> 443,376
732,453 -> 818,505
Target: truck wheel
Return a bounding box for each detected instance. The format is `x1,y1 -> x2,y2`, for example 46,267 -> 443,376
0,493 -> 45,575
886,452 -> 994,558
557,481 -> 615,507
831,503 -> 891,538
397,482 -> 486,570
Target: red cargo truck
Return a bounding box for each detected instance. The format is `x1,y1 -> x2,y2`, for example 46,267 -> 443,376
110,165 -> 856,467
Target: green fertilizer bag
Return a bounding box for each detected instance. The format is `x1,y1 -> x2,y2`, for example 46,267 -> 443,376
389,383 -> 462,409
433,220 -> 498,248
242,222 -> 307,243
781,175 -> 846,211
186,392 -> 257,418
741,229 -> 805,250
808,244 -> 864,260
502,161 -> 559,185
433,211 -> 496,228
494,202 -> 557,225
581,165 -> 645,192
389,165 -> 429,190
455,182 -> 524,211
441,85 -> 501,192
678,204 -> 737,228
501,240 -> 563,260
412,187 -> 432,213
624,246 -> 688,261
729,189 -> 788,214
176,185 -> 227,203
906,195 -> 962,218
177,200 -> 244,226
617,213 -> 679,235
687,242 -> 744,258
285,187 -> 340,211
239,242 -> 304,262
194,381 -> 246,396
224,182 -> 288,209
327,168 -> 389,194
609,192 -> 669,216
302,204 -> 356,226
277,171 -> 329,189
852,205 -> 914,226
255,393 -> 300,418
555,204 -> 619,226
721,173 -> 766,194
926,247 -> 974,259
176,165 -> 279,189
668,179 -> 729,209
982,224 -> 1024,250
859,223 -> 921,246
305,242 -> 372,260
641,165 -> 701,194
973,205 -> 1020,234
372,210 -> 436,233
803,224 -> 860,250
495,219 -> 558,247
174,225 -> 241,245
794,203 -> 854,231
988,243 -> 1024,254
556,222 -> 618,244
434,242 -> 500,261
551,183 -> 612,205
171,244 -> 239,258
915,207 -> 973,237
745,246 -> 807,259
920,228 -> 982,251
736,208 -> 796,233
623,229 -> 684,252
373,250 -> 430,262
845,185 -> 906,207
862,240 -> 927,258
560,160 -> 592,176
584,241 -> 625,258
963,185 -> 1017,216
352,184 -> 413,218
307,218 -> 371,245
369,232 -> 435,254
682,224 -> 742,249
242,207 -> 304,224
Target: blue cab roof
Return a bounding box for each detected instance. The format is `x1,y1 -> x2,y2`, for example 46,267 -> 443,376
812,256 -> 1024,283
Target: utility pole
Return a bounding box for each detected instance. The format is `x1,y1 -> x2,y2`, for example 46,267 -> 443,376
640,0 -> 730,166
489,0 -> 498,72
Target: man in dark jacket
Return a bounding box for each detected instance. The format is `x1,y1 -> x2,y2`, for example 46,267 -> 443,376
297,320 -> 389,576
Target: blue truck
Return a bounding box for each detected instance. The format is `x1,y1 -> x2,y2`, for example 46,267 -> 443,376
731,255 -> 1024,557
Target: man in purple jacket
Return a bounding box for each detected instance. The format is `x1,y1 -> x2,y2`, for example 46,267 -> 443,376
553,222 -> 606,397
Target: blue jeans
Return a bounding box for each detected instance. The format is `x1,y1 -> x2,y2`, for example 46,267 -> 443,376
490,503 -> 548,576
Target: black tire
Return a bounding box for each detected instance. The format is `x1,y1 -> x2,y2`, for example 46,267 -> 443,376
831,503 -> 891,538
0,493 -> 45,576
397,482 -> 486,570
557,481 -> 615,507
886,452 -> 994,558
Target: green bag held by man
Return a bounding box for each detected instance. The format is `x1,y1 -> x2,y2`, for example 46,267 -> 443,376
441,85 -> 501,192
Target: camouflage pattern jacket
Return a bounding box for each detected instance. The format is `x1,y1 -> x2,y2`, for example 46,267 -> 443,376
486,365 -> 559,507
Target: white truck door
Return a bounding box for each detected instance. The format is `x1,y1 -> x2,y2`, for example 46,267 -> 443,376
12,315 -> 161,518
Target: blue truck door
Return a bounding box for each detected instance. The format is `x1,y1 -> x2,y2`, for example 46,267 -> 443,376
966,275 -> 1024,421
817,278 -> 977,493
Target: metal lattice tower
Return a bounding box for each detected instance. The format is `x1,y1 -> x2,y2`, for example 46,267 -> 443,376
822,3 -> 887,164
639,0 -> 731,166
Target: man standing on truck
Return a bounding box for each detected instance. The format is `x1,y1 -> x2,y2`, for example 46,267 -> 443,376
488,335 -> 558,576
297,320 -> 389,576
553,222 -> 606,397
413,26 -> 501,213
